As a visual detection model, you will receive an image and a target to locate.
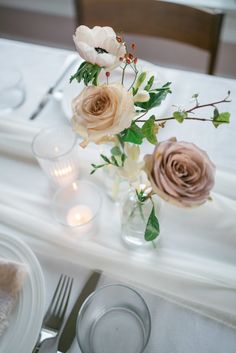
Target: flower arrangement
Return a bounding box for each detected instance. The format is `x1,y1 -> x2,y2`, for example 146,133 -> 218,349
70,25 -> 231,246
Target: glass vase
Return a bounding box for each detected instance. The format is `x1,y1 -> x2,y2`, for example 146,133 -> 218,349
103,165 -> 129,203
121,188 -> 161,251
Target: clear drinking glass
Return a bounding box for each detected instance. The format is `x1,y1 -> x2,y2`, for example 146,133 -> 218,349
51,180 -> 102,235
0,67 -> 25,116
32,125 -> 80,187
76,284 -> 151,353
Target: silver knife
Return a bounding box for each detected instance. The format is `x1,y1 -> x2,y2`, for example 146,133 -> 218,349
57,270 -> 101,353
29,55 -> 78,120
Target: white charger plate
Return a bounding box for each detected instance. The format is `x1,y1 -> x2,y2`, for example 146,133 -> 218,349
0,232 -> 45,353
61,59 -> 168,121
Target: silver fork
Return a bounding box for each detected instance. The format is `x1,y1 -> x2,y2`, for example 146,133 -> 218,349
32,274 -> 73,353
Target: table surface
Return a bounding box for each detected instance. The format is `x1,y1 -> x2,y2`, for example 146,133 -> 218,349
0,37 -> 236,353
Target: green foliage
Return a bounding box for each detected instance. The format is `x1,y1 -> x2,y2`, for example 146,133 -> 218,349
144,75 -> 155,91
135,82 -> 172,110
212,109 -> 230,128
120,122 -> 144,145
70,61 -> 101,86
134,72 -> 147,90
90,149 -> 126,174
111,146 -> 122,156
135,189 -> 149,203
173,110 -> 187,123
141,115 -> 158,144
144,206 -> 160,241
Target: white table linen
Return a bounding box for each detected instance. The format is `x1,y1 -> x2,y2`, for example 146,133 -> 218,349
0,38 -> 236,352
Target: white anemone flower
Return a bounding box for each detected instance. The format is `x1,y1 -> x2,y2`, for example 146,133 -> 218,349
73,25 -> 126,70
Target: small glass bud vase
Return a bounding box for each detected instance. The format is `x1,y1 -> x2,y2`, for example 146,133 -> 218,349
103,165 -> 129,203
121,187 -> 161,251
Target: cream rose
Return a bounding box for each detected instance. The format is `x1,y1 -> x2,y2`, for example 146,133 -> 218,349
71,84 -> 136,145
145,138 -> 215,207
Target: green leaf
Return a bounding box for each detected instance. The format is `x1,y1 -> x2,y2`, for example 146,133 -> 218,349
144,206 -> 160,242
121,153 -> 126,166
141,115 -> 158,144
213,108 -> 219,119
213,112 -> 230,128
173,110 -> 187,123
111,146 -> 122,156
192,93 -> 199,99
70,62 -> 101,86
135,82 -> 171,110
134,72 -> 147,90
90,163 -> 107,174
120,122 -> 144,145
136,190 -> 148,203
100,154 -> 111,163
132,87 -> 139,96
144,75 -> 155,91
111,156 -> 119,166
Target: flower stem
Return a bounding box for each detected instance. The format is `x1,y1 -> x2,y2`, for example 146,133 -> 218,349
186,93 -> 231,114
121,63 -> 128,85
134,111 -> 148,122
128,63 -> 139,91
137,116 -> 213,123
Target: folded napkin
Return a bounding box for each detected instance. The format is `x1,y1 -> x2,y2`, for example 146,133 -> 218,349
0,258 -> 27,335
0,118 -> 44,160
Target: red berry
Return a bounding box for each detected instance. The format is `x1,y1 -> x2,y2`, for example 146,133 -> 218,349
131,43 -> 136,50
134,57 -> 138,64
105,71 -> 110,77
126,58 -> 131,64
116,36 -> 122,43
128,53 -> 134,60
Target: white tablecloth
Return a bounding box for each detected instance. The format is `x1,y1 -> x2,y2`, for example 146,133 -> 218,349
0,38 -> 236,352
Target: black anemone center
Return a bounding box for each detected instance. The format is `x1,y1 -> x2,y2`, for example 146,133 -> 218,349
95,47 -> 108,54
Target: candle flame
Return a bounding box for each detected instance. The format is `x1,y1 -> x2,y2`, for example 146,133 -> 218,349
72,182 -> 78,190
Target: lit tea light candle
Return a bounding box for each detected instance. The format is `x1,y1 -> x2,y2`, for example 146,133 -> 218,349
67,205 -> 93,227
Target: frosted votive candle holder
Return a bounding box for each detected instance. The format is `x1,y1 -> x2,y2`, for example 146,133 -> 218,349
51,180 -> 102,235
32,125 -> 79,187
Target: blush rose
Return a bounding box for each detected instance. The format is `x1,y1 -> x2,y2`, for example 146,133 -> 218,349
72,83 -> 135,145
145,138 -> 215,207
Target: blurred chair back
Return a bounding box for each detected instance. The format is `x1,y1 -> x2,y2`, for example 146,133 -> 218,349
74,0 -> 224,75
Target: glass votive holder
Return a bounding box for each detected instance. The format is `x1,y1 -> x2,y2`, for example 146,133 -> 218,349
0,66 -> 25,116
51,180 -> 102,235
32,125 -> 79,187
76,284 -> 151,353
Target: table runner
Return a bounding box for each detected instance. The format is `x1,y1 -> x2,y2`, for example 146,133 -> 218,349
0,118 -> 236,329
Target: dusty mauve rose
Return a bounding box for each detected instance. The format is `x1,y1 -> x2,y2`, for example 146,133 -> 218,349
71,83 -> 135,145
145,138 -> 215,207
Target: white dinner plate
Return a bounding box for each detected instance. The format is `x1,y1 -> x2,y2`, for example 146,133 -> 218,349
0,232 -> 45,353
61,59 -> 167,121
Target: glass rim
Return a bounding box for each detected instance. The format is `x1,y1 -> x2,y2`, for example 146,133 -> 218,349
76,283 -> 151,353
51,180 -> 103,228
31,125 -> 78,160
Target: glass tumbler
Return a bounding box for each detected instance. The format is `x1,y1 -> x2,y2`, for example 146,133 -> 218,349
0,67 -> 25,116
32,125 -> 79,187
76,284 -> 151,353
